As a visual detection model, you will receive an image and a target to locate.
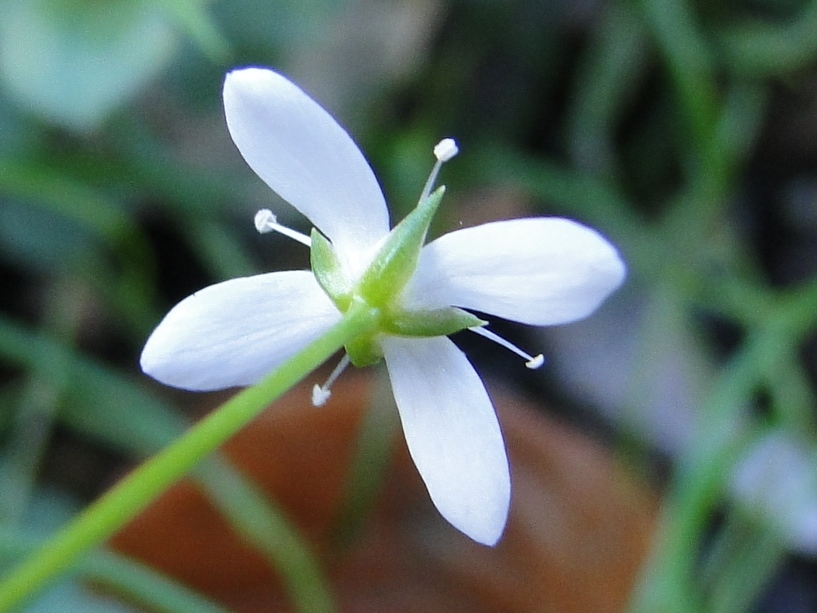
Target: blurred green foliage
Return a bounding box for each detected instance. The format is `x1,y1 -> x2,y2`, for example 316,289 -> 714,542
2,0 -> 817,612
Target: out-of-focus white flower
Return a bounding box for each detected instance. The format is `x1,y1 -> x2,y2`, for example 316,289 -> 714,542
731,432 -> 817,554
140,67 -> 626,545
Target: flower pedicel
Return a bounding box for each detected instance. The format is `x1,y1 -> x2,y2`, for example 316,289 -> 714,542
140,67 -> 626,545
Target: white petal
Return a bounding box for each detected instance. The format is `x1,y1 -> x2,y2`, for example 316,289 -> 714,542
381,335 -> 510,545
403,218 -> 626,326
223,68 -> 389,275
141,271 -> 340,391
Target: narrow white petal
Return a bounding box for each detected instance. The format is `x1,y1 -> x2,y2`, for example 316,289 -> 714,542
403,218 -> 626,326
141,271 -> 340,391
223,68 -> 389,275
381,335 -> 510,545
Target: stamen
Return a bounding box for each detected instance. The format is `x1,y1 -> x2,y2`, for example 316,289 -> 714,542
254,209 -> 312,247
434,138 -> 459,162
419,138 -> 459,204
311,354 -> 351,406
469,326 -> 545,370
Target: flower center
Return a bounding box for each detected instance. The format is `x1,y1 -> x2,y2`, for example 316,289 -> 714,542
252,138 -> 544,406
311,140 -> 460,319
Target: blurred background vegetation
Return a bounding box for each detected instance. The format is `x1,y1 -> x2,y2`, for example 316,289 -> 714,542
2,0 -> 817,611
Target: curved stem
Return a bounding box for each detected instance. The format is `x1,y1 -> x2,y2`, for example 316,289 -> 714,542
0,300 -> 380,612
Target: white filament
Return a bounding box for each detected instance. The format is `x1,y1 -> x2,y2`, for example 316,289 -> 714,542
311,353 -> 352,406
419,138 -> 459,205
469,326 -> 545,369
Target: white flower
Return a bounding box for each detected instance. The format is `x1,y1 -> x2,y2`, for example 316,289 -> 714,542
731,432 -> 817,555
140,67 -> 626,546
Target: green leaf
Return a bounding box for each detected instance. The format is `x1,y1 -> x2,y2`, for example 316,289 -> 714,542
0,0 -> 178,131
0,314 -> 185,455
156,0 -> 231,61
0,201 -> 99,273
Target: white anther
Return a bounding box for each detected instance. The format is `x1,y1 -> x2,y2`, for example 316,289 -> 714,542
311,354 -> 351,407
253,209 -> 312,247
254,208 -> 277,234
469,326 -> 545,370
312,384 -> 331,407
433,138 -> 459,162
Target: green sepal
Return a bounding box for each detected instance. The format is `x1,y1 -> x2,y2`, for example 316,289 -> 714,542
384,307 -> 485,337
310,228 -> 352,311
345,334 -> 383,368
356,186 -> 445,308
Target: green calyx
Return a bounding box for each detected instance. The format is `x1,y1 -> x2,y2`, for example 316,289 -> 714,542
311,228 -> 352,311
356,186 -> 445,308
310,186 -> 481,368
383,306 -> 485,337
311,186 -> 445,314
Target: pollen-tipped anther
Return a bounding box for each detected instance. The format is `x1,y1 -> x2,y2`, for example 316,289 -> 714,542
254,208 -> 277,234
253,208 -> 312,247
311,384 -> 331,406
434,138 -> 459,162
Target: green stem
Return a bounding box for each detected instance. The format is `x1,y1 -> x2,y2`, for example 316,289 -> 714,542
567,0 -> 649,177
330,371 -> 400,549
627,279 -> 817,613
708,512 -> 786,613
0,281 -> 82,524
0,529 -> 230,613
0,300 -> 380,612
0,313 -> 335,612
719,0 -> 817,76
636,0 -> 719,153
